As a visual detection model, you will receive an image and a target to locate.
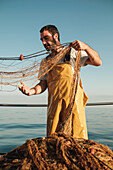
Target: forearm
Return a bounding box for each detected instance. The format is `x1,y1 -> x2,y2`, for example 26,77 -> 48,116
31,82 -> 47,95
85,44 -> 102,66
71,40 -> 102,66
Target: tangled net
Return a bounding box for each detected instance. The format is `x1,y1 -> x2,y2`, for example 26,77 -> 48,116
0,133 -> 113,170
0,43 -> 70,92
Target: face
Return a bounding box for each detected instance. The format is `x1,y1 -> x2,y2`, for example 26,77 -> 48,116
40,30 -> 57,51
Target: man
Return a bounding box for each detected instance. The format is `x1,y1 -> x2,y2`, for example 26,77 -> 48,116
19,25 -> 102,139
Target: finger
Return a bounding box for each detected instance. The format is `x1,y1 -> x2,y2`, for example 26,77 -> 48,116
23,89 -> 30,96
71,41 -> 77,46
76,44 -> 80,49
18,84 -> 23,89
20,81 -> 26,86
18,81 -> 26,90
72,43 -> 80,50
18,81 -> 24,89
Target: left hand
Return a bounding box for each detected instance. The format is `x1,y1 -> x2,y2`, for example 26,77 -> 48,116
71,40 -> 88,51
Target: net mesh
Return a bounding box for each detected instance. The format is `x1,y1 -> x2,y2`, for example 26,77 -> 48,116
0,133 -> 113,169
0,43 -> 70,91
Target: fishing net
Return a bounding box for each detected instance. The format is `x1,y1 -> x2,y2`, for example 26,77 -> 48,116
0,132 -> 113,169
0,43 -> 70,92
0,42 -> 81,133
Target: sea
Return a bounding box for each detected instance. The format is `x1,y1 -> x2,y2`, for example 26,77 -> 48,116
0,94 -> 113,153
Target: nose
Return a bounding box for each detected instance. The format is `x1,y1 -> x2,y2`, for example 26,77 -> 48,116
41,38 -> 46,45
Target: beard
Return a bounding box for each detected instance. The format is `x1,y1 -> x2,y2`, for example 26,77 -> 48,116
44,44 -> 52,51
44,37 -> 57,51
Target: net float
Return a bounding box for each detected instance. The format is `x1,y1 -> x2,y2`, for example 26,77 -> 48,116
20,54 -> 23,61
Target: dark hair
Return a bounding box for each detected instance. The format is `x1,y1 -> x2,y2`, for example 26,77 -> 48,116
40,25 -> 60,41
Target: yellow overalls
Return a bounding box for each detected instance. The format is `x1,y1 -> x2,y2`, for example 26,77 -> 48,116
47,63 -> 88,139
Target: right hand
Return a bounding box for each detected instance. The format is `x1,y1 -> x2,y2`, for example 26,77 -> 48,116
18,81 -> 31,96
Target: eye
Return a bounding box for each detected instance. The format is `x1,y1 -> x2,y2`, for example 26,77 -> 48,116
40,36 -> 48,41
44,36 -> 49,40
40,35 -> 52,42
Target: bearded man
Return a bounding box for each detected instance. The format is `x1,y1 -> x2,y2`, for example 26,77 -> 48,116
19,25 -> 102,139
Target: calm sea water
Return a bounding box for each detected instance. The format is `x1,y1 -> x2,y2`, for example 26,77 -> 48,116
0,105 -> 113,153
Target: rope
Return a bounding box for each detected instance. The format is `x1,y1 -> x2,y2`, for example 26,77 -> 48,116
26,139 -> 49,169
0,42 -> 70,60
26,133 -> 113,169
1,132 -> 113,169
61,50 -> 81,128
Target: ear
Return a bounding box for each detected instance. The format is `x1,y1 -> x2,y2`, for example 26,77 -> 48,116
53,33 -> 59,41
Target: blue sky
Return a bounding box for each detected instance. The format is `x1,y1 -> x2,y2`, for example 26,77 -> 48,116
0,0 -> 113,103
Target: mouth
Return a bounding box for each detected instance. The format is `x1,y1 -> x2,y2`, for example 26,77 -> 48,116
44,44 -> 50,48
44,44 -> 53,51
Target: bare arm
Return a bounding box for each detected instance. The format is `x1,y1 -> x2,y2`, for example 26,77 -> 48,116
71,40 -> 102,66
19,80 -> 47,96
